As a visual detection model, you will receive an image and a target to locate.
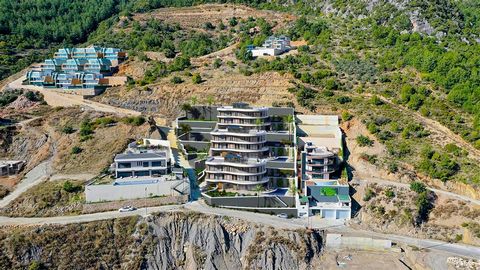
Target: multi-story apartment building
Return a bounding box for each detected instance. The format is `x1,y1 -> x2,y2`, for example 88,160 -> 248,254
302,142 -> 338,180
177,103 -> 296,193
205,104 -> 273,190
26,46 -> 126,91
297,115 -> 351,220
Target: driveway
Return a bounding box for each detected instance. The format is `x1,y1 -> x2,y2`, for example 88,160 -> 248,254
5,76 -> 140,116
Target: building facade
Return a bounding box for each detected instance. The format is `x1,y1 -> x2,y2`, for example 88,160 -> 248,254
297,115 -> 351,220
178,103 -> 296,192
112,139 -> 173,179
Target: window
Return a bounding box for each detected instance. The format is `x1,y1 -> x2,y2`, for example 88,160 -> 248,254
118,162 -> 131,169
152,170 -> 165,176
135,171 -> 150,177
118,172 -> 132,177
136,161 -> 143,167
143,162 -> 149,167
152,161 -> 162,167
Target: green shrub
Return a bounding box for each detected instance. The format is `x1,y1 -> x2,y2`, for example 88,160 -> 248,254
192,73 -> 202,84
25,91 -> 43,102
356,135 -> 374,147
370,95 -> 384,105
367,122 -> 379,134
229,17 -> 238,27
363,188 -> 376,201
62,125 -> 75,134
385,189 -> 395,199
341,111 -> 353,121
203,22 -> 215,30
226,61 -> 236,68
93,117 -> 117,127
71,146 -> 82,154
360,153 -> 377,164
213,58 -> 222,68
63,181 -> 82,193
171,76 -> 184,84
122,116 -> 146,126
387,162 -> 399,173
410,181 -> 426,193
337,96 -> 351,104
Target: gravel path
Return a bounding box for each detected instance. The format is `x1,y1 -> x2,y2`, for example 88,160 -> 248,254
0,160 -> 52,208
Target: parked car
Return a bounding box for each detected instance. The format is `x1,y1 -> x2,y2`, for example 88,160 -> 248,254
118,206 -> 136,212
276,213 -> 288,219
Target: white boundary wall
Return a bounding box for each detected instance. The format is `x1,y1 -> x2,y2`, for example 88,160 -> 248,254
326,234 -> 392,250
85,179 -> 188,202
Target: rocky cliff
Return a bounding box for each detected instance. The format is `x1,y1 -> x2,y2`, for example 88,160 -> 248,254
0,212 -> 324,270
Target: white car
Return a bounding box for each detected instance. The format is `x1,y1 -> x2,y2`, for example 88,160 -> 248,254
276,213 -> 288,219
118,206 -> 136,212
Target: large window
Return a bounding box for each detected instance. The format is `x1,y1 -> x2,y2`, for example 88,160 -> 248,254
118,162 -> 131,168
135,171 -> 150,177
152,170 -> 166,176
152,161 -> 164,167
118,171 -> 132,177
143,162 -> 149,167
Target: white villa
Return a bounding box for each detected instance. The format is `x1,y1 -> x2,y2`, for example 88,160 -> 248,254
85,138 -> 188,203
251,35 -> 291,57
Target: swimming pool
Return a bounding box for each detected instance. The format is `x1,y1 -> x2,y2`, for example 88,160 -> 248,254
263,188 -> 289,196
114,179 -> 159,186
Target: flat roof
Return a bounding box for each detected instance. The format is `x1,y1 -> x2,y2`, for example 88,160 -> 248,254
297,115 -> 342,150
115,152 -> 166,161
296,115 -> 339,126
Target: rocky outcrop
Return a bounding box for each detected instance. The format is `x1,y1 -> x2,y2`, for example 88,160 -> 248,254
144,212 -> 324,270
0,212 -> 324,270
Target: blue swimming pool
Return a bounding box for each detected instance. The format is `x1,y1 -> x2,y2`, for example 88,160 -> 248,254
263,188 -> 289,196
114,180 -> 159,186
315,181 -> 337,186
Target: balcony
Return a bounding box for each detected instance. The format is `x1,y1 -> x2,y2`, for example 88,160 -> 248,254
206,170 -> 266,177
211,127 -> 266,136
205,177 -> 270,186
307,159 -> 335,166
206,156 -> 265,167
210,146 -> 269,153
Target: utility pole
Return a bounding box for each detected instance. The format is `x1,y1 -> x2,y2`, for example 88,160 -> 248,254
145,187 -> 147,216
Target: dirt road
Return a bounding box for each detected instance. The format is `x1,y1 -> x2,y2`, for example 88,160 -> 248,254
5,76 -> 141,116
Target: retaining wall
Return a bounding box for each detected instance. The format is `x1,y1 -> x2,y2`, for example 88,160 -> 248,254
203,194 -> 296,208
85,179 -> 188,202
82,195 -> 188,214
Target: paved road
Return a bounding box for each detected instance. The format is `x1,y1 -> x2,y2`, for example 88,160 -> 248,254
6,76 -> 140,116
354,177 -> 480,205
0,205 -> 180,226
335,226 -> 480,260
0,160 -> 52,208
0,201 -> 478,260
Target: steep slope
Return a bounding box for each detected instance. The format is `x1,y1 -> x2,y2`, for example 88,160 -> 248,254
0,212 -> 324,270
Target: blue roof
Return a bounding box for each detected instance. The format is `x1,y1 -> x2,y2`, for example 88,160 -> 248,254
45,59 -> 65,65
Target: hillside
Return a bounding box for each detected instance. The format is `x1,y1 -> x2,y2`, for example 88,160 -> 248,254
0,212 -> 325,270
86,2 -> 480,194
0,0 -> 479,264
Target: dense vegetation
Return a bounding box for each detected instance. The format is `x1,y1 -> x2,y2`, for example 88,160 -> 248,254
1,0 -> 480,188
0,0 -> 133,80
